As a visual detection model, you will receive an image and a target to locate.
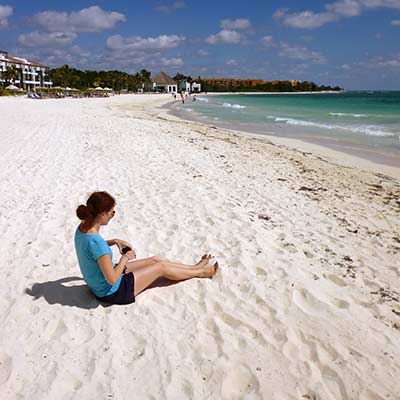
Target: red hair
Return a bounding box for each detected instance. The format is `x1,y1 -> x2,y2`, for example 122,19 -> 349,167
76,191 -> 115,227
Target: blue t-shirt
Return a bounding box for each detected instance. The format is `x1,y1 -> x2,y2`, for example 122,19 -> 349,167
74,226 -> 122,297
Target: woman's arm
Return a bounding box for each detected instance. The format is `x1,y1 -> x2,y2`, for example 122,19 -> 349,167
106,239 -> 136,257
97,254 -> 128,285
106,239 -> 118,246
106,238 -> 132,249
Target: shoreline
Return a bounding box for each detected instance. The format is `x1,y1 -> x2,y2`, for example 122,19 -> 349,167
200,90 -> 344,95
163,97 -> 400,180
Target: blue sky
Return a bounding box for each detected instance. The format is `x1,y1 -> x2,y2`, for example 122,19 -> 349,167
0,1 -> 399,89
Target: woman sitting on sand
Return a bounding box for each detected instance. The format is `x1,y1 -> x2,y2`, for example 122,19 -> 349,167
75,191 -> 218,305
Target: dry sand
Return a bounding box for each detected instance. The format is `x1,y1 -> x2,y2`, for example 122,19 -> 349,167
0,94 -> 399,399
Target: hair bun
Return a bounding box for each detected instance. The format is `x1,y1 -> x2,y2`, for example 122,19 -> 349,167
76,191 -> 115,222
76,204 -> 89,220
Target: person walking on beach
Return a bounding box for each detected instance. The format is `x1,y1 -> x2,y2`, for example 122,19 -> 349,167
75,191 -> 218,305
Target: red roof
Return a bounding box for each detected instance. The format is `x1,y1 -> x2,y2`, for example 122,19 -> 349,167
4,54 -> 46,67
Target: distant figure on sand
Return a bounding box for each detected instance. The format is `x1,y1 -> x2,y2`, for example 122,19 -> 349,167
75,191 -> 218,305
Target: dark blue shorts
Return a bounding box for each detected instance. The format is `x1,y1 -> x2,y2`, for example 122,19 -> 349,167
96,272 -> 135,305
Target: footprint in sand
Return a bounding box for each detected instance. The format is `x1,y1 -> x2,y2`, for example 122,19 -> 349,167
196,330 -> 221,359
42,318 -> 68,341
255,267 -> 267,279
282,242 -> 298,254
326,274 -> 347,287
331,298 -> 349,309
220,363 -> 261,400
320,365 -> 349,400
292,289 -> 330,317
359,388 -> 385,400
293,288 -> 350,317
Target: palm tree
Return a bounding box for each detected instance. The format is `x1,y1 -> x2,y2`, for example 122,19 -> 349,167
140,69 -> 151,83
2,65 -> 19,88
50,64 -> 78,88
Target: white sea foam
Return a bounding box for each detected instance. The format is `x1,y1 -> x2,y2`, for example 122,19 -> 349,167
329,112 -> 367,118
222,102 -> 247,109
269,116 -> 395,137
350,125 -> 395,137
197,97 -> 209,102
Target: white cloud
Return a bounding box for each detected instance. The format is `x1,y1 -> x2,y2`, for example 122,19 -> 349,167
278,43 -> 327,64
260,37 -> 326,64
226,59 -> 238,65
391,19 -> 400,25
20,45 -> 92,69
206,29 -> 242,44
156,1 -> 187,13
274,9 -> 336,29
104,34 -> 185,72
206,18 -> 251,45
161,57 -> 184,66
197,49 -> 209,56
18,31 -> 77,48
274,0 -> 400,29
31,6 -> 126,33
349,54 -> 400,71
106,34 -> 185,52
221,18 -> 251,30
0,3 -> 12,29
376,58 -> 400,67
261,35 -> 275,46
326,0 -> 363,17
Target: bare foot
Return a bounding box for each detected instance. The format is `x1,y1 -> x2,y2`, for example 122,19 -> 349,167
199,261 -> 219,278
196,254 -> 212,268
213,261 -> 219,274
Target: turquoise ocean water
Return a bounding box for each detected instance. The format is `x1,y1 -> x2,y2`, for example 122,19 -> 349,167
174,91 -> 400,166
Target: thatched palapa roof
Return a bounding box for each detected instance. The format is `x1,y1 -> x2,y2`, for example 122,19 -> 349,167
152,71 -> 176,85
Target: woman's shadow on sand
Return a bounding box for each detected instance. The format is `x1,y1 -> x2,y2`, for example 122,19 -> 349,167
25,276 -> 176,309
25,277 -> 103,309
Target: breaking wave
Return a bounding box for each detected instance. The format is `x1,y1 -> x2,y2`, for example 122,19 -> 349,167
222,103 -> 247,109
329,112 -> 367,118
267,116 -> 395,137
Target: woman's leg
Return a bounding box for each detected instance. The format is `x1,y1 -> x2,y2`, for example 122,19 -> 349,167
133,259 -> 218,296
126,254 -> 212,274
126,256 -> 162,273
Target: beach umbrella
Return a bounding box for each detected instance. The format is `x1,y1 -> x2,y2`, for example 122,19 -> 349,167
95,86 -> 103,91
6,84 -> 19,90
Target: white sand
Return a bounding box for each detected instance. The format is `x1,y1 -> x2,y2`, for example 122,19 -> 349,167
0,94 -> 399,400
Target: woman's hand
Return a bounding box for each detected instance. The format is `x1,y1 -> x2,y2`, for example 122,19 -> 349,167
124,250 -> 136,260
116,240 -> 134,254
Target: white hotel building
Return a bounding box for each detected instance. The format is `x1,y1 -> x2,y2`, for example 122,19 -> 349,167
0,50 -> 52,90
